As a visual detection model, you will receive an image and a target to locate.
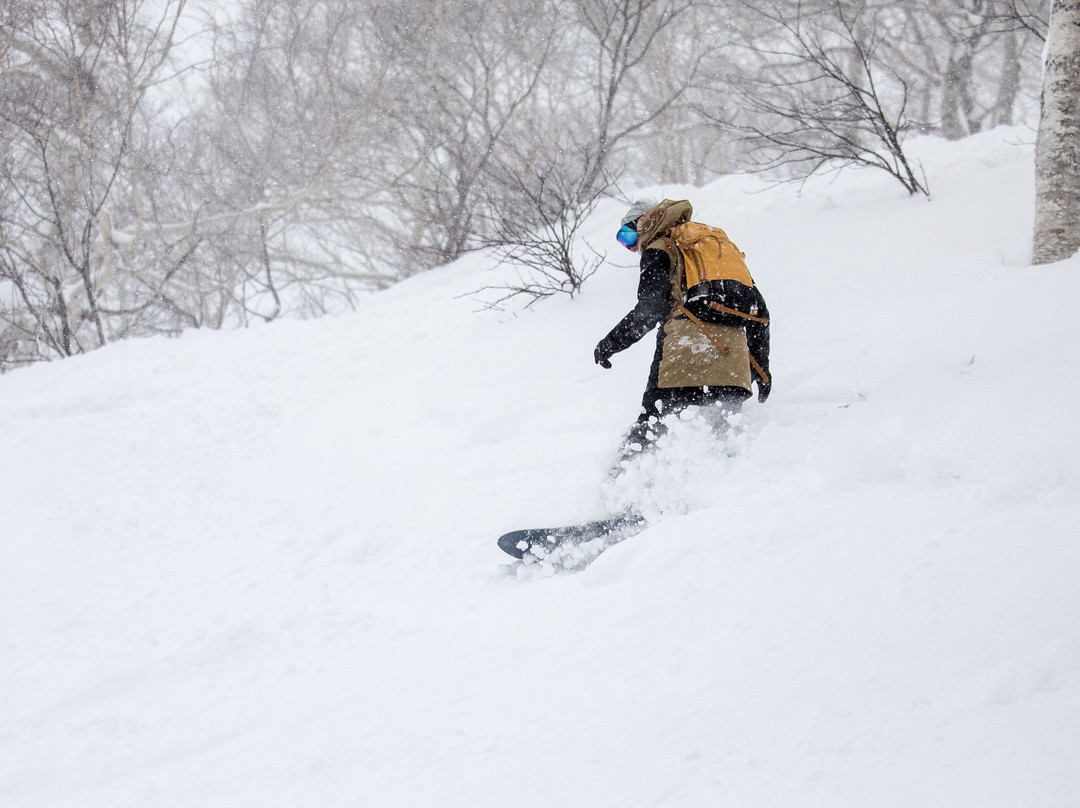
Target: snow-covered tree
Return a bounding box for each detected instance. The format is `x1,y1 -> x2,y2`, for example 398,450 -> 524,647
1033,0 -> 1080,265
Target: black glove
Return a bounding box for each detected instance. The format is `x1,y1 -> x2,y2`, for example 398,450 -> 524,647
755,374 -> 772,403
594,341 -> 614,369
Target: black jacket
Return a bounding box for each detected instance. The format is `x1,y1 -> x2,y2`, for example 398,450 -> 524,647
597,248 -> 673,356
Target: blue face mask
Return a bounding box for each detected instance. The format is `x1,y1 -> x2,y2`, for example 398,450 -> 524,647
616,224 -> 638,248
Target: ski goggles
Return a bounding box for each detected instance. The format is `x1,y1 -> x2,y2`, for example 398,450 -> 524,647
616,224 -> 638,248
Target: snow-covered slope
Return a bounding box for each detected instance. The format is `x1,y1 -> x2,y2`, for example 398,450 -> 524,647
3,129 -> 1079,807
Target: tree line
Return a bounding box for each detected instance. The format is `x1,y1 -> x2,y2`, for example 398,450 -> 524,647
0,0 -> 1050,369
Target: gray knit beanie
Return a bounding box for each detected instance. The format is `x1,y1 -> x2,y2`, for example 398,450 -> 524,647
620,198 -> 658,227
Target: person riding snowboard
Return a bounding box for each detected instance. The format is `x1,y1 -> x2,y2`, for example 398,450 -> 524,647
594,198 -> 771,455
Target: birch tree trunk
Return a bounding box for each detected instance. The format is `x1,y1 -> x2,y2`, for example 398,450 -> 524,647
1033,0 -> 1080,265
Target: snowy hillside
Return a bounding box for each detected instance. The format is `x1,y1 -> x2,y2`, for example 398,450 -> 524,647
3,128 -> 1079,807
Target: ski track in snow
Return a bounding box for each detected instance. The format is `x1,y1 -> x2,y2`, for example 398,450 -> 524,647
2,128 -> 1080,807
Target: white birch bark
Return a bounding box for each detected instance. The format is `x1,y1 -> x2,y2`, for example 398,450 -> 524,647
1033,0 -> 1080,264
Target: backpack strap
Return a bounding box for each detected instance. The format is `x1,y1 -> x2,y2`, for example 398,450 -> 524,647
671,304 -> 730,357
707,301 -> 771,324
748,351 -> 770,386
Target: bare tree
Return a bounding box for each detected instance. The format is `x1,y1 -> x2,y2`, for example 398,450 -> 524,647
466,0 -> 709,306
902,0 -> 1045,138
0,0 -> 193,368
1033,0 -> 1080,264
475,137 -> 614,307
990,0 -> 1050,39
0,0 -> 1057,369
726,0 -> 928,195
569,0 -> 704,193
199,0 -> 397,320
363,0 -> 566,271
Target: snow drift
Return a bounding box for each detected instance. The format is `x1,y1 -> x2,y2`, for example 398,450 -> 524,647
2,128 -> 1079,807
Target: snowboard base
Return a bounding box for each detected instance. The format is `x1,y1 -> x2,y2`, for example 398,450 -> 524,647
497,514 -> 646,562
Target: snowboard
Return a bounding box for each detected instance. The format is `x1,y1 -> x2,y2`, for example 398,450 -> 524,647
497,513 -> 646,562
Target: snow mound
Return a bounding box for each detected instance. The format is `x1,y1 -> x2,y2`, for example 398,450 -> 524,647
2,128 -> 1079,807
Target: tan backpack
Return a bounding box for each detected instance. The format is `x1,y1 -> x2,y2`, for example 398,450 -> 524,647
659,215 -> 771,388
668,221 -> 766,324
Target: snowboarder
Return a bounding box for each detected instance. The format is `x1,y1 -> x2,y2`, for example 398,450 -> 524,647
593,199 -> 771,456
